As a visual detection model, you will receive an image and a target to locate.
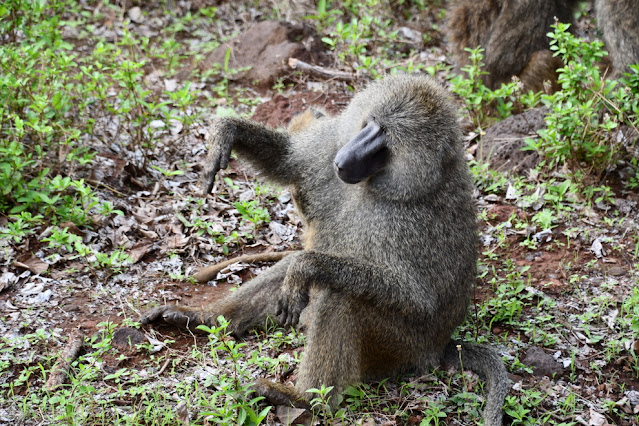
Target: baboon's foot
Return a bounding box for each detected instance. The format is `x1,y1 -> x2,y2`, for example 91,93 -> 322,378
252,378 -> 310,409
140,305 -> 210,332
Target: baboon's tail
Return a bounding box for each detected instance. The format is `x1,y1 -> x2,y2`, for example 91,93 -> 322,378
443,340 -> 509,426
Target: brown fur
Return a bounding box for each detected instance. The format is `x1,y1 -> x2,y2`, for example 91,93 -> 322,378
447,0 -> 578,91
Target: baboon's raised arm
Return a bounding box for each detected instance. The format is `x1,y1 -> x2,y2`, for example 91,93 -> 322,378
203,117 -> 301,192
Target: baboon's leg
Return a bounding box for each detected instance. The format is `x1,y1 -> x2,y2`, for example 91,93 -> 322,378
142,253 -> 301,335
254,290 -> 363,408
257,290 -> 417,408
294,291 -> 363,404
518,50 -> 563,93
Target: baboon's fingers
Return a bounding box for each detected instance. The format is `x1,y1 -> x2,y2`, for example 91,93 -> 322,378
275,298 -> 284,318
203,121 -> 234,194
275,298 -> 289,327
252,378 -> 310,408
276,294 -> 305,328
203,158 -> 220,194
284,310 -> 297,328
140,306 -> 170,324
203,145 -> 231,194
141,305 -> 209,332
276,296 -> 297,328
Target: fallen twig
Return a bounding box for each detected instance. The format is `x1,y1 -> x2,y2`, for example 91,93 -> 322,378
45,331 -> 85,391
288,58 -> 360,82
193,251 -> 296,283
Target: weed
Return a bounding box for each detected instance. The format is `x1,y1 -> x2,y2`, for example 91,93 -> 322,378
197,317 -> 272,425
449,47 -> 523,128
234,200 -> 271,226
527,23 -> 638,181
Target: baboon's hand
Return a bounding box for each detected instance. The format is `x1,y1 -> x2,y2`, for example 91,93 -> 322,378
276,258 -> 311,328
276,284 -> 309,328
251,378 -> 310,409
140,305 -> 210,333
202,118 -> 235,194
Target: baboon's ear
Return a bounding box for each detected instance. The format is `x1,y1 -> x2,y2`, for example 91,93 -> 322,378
333,120 -> 390,184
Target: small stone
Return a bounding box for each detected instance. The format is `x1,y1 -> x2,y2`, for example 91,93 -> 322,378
127,7 -> 144,24
608,266 -> 626,277
523,346 -> 564,377
112,327 -> 147,351
397,26 -> 422,43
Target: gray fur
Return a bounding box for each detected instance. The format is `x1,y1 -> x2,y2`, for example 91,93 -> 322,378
595,0 -> 639,78
143,75 -> 509,425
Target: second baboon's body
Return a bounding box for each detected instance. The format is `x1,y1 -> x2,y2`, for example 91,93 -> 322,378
595,0 -> 639,77
448,0 -> 639,89
144,75 -> 508,425
448,0 -> 578,91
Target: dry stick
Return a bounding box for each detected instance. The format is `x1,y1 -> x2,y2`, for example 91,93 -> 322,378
288,58 -> 360,82
45,331 -> 85,391
192,251 -> 296,283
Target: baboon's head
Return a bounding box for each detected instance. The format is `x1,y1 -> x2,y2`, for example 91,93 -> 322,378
334,74 -> 466,201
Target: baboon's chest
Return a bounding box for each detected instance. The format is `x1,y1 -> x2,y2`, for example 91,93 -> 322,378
292,183 -> 409,256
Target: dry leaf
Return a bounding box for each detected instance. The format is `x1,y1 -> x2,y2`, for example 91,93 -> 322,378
128,242 -> 154,263
0,272 -> 18,292
15,254 -> 49,275
275,405 -> 310,426
588,408 -> 611,426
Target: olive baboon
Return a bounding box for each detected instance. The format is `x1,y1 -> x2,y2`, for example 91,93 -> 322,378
447,0 -> 579,92
143,75 -> 509,425
448,0 -> 639,90
594,0 -> 639,78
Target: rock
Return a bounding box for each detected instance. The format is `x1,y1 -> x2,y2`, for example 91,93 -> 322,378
112,327 -> 147,351
199,21 -> 327,88
607,266 -> 626,277
477,107 -> 546,174
523,346 -> 563,377
127,7 -> 144,24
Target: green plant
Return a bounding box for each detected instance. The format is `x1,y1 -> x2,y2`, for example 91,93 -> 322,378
234,200 -> 271,226
480,263 -> 533,328
531,208 -> 556,230
40,226 -> 131,271
420,401 -> 448,425
197,317 -> 272,425
449,47 -> 522,128
526,23 -> 638,179
308,385 -> 341,420
621,287 -> 639,335
304,0 -> 343,32
0,0 -> 203,228
0,212 -> 43,243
